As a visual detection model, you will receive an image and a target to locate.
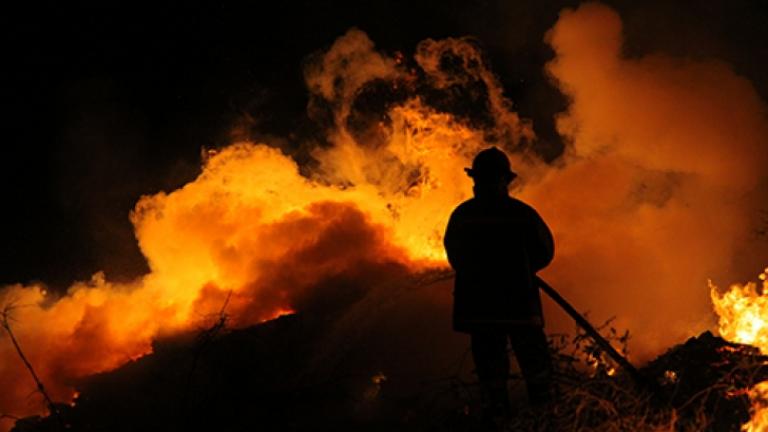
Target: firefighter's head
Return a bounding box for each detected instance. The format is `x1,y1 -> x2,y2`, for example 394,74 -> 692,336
465,147 -> 517,186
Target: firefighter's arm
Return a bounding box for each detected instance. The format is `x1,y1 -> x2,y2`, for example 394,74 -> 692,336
443,212 -> 464,270
528,210 -> 555,271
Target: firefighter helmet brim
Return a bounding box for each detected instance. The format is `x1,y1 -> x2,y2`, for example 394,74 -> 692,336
464,147 -> 517,182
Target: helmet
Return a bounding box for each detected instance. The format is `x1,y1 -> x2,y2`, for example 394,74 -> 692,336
464,147 -> 517,183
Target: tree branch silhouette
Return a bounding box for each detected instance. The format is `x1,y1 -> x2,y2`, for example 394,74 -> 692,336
1,303 -> 64,429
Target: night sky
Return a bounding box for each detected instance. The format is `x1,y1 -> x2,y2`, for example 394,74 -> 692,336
4,0 -> 768,290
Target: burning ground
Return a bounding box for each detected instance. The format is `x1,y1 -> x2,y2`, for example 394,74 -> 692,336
3,2 -> 768,431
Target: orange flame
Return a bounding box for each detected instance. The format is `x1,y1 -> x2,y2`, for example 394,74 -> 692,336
0,39 -> 533,426
711,268 -> 768,431
711,269 -> 768,353
743,382 -> 768,432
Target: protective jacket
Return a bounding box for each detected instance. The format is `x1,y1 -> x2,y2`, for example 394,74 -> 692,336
444,195 -> 554,333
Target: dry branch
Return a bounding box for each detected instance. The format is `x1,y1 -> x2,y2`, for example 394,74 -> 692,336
1,304 -> 65,430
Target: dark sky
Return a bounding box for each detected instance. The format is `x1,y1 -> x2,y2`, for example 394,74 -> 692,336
4,0 -> 768,289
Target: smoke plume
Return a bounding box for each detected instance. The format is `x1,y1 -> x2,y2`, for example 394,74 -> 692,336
528,2 -> 768,359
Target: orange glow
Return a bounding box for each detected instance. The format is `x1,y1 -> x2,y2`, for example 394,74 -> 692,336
266,308 -> 296,321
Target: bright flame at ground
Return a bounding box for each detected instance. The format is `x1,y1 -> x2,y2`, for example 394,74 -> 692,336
711,268 -> 768,431
711,269 -> 768,353
744,382 -> 768,432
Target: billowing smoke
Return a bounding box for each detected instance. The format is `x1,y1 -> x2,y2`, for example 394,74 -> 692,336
527,2 -> 768,360
1,4 -> 767,429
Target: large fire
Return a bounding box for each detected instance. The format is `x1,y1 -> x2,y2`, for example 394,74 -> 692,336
0,34 -> 534,428
0,108 -> 486,423
2,3 -> 768,431
711,269 -> 768,431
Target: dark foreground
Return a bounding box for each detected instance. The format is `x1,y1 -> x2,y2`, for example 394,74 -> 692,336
11,306 -> 768,432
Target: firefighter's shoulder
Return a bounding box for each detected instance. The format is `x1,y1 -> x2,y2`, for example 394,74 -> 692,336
450,197 -> 479,217
506,197 -> 543,218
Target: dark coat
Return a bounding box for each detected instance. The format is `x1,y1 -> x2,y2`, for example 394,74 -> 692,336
444,195 -> 554,333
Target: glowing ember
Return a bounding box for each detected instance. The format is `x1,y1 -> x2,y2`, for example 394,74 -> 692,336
266,308 -> 296,321
662,370 -> 678,385
711,268 -> 768,431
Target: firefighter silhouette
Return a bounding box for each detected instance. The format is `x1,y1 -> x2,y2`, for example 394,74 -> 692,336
444,147 -> 555,418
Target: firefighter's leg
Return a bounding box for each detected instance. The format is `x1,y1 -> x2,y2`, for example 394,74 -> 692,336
470,332 -> 511,418
509,325 -> 553,407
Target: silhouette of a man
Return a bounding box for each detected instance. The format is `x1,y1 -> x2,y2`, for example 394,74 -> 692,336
444,147 -> 554,417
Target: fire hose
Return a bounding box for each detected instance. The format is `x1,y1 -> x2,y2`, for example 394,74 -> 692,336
533,275 -> 648,388
427,270 -> 652,391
